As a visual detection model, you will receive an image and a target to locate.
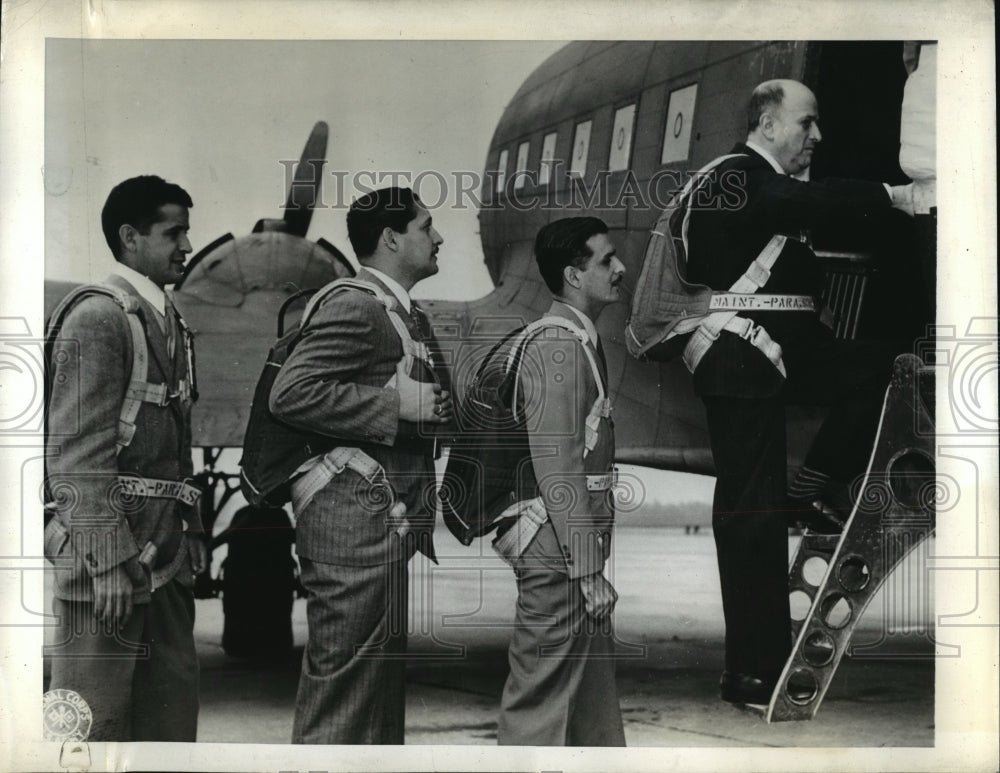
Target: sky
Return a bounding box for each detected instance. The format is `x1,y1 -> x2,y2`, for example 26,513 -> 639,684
43,39 -> 566,300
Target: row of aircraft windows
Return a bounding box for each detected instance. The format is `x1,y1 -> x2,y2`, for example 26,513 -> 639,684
495,82 -> 699,193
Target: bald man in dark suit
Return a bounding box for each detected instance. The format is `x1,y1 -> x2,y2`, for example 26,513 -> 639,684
684,80 -> 916,705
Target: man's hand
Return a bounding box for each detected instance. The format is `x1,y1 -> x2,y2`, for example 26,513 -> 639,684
92,564 -> 134,627
386,501 -> 409,537
189,536 -> 209,575
435,389 -> 454,424
396,362 -> 454,423
888,183 -> 915,216
579,572 -> 618,619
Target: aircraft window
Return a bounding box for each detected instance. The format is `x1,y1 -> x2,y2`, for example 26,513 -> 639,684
570,121 -> 592,177
496,149 -> 508,194
514,141 -> 530,190
662,83 -> 698,164
539,132 -> 558,186
608,104 -> 636,172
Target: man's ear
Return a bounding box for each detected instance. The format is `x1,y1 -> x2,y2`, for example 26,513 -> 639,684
118,224 -> 139,255
562,264 -> 581,290
758,110 -> 777,142
382,226 -> 400,253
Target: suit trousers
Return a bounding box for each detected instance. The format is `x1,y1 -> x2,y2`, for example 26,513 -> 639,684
497,558 -> 625,746
47,579 -> 199,741
704,334 -> 895,681
292,554 -> 408,744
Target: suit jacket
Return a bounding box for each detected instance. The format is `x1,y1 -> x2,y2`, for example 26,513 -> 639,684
269,269 -> 444,566
685,143 -> 892,398
45,274 -> 201,603
517,301 -> 615,579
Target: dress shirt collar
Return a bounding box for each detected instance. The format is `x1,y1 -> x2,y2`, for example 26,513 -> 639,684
745,140 -> 787,176
745,140 -> 812,181
110,263 -> 167,317
553,300 -> 599,347
364,267 -> 411,313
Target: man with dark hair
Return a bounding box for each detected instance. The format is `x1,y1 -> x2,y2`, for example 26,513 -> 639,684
683,79 -> 916,705
100,175 -> 194,259
494,216 -> 627,746
45,175 -> 207,741
532,216 -> 610,294
270,186 -> 452,744
346,186 -> 422,258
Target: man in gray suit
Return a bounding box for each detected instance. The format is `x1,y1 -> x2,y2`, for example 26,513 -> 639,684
45,175 -> 208,741
270,187 -> 453,744
494,217 -> 627,745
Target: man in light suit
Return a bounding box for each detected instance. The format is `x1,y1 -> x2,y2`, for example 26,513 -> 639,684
45,175 -> 208,741
495,217 -> 627,746
270,187 -> 453,744
684,80 -> 915,705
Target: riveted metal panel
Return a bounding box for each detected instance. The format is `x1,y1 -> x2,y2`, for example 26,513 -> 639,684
689,83 -> 748,165
634,83 -> 668,153
497,76 -> 561,147
625,194 -> 662,235
705,40 -> 771,65
586,104 -> 615,176
555,42 -> 654,126
548,118 -> 578,198
512,42 -> 591,101
506,205 -> 551,250
643,42 -> 710,89
493,44 -> 590,146
593,187 -> 629,230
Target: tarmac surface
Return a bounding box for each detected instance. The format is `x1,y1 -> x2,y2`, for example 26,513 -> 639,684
195,527 -> 935,748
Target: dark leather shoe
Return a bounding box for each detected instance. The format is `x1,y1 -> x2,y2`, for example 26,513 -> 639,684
720,671 -> 817,705
719,671 -> 774,705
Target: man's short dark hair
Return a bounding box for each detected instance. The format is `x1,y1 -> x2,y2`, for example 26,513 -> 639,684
347,187 -> 422,260
747,81 -> 786,134
534,216 -> 608,295
101,175 -> 193,260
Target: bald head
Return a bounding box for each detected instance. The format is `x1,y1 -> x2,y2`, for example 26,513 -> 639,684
746,79 -> 822,176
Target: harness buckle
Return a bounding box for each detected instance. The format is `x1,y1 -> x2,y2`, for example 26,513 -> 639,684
739,319 -> 760,342
696,324 -> 722,344
362,465 -> 388,488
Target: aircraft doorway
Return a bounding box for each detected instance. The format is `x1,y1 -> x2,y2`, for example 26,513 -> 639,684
809,41 -> 909,184
807,41 -> 932,344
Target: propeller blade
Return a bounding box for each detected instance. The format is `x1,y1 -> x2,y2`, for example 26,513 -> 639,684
282,120 -> 329,237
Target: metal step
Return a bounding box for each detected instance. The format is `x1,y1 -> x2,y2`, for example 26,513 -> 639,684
767,353 -> 936,722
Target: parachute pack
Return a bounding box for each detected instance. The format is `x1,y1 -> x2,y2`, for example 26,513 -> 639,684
238,278 -> 417,507
624,154 -> 743,363
440,317 -> 605,546
626,153 -> 801,375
